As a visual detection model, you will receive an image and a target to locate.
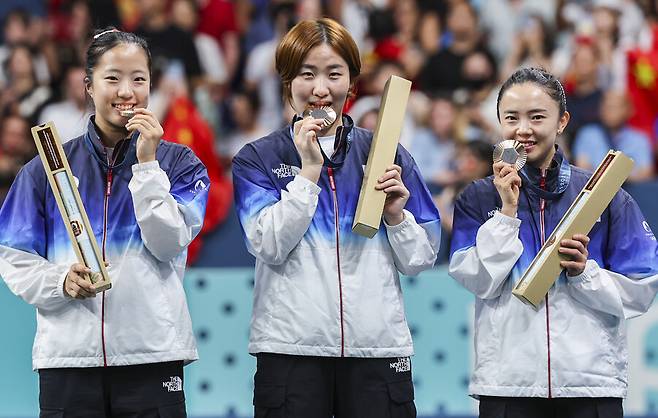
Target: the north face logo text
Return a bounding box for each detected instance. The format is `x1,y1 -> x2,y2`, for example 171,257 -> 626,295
163,376 -> 183,392
272,164 -> 300,179
390,357 -> 411,373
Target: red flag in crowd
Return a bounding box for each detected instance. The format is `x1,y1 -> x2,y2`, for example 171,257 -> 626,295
162,96 -> 232,265
627,50 -> 658,142
627,24 -> 658,146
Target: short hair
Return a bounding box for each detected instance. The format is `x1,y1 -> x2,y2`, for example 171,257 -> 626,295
275,18 -> 361,106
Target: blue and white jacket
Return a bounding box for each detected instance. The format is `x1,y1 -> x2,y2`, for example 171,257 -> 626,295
0,118 -> 209,370
449,148 -> 658,398
233,115 -> 441,357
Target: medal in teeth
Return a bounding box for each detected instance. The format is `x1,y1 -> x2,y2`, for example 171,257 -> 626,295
119,109 -> 135,117
304,106 -> 337,128
493,139 -> 527,171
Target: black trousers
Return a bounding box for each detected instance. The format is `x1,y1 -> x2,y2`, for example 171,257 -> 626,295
253,353 -> 417,418
479,396 -> 624,418
39,361 -> 186,418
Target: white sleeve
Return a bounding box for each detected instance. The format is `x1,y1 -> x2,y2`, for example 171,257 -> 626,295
449,212 -> 524,299
243,175 -> 321,265
129,161 -> 204,262
567,260 -> 658,319
385,209 -> 440,276
0,245 -> 69,312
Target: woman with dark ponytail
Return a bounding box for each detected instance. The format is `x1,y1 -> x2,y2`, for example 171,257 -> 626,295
0,28 -> 208,416
449,67 -> 658,418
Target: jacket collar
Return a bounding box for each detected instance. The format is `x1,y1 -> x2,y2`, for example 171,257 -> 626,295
520,145 -> 571,200
84,116 -> 138,169
289,113 -> 355,168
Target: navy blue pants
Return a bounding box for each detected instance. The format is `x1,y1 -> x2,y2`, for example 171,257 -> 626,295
39,361 -> 186,417
253,353 -> 416,418
479,396 -> 623,418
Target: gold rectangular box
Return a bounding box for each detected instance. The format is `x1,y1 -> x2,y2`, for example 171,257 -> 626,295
512,151 -> 633,308
352,75 -> 412,238
32,122 -> 111,293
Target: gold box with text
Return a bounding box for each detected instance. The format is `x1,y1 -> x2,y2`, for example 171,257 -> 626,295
512,151 -> 633,308
352,75 -> 412,238
32,122 -> 111,293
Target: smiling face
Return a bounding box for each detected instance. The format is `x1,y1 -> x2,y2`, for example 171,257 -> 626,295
498,82 -> 570,169
290,43 -> 351,136
86,43 -> 150,141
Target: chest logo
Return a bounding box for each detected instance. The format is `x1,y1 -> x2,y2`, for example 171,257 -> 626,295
272,164 -> 300,179
487,207 -> 501,218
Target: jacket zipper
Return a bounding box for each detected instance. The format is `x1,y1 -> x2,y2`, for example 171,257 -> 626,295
100,151 -> 115,368
327,167 -> 345,357
540,171 -> 552,398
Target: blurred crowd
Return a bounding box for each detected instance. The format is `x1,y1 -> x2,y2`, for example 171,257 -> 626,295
1,0 -> 658,260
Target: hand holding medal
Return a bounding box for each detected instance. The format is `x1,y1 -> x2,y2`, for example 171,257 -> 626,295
492,140 -> 526,217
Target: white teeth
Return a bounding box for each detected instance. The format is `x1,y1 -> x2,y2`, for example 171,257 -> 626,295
115,105 -> 135,117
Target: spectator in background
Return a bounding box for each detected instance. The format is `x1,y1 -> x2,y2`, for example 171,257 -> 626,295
461,51 -> 501,140
419,1 -> 497,94
573,89 -> 654,181
49,0 -> 97,72
369,0 -> 426,80
410,94 -> 460,190
0,44 -> 51,124
479,0 -> 555,63
196,0 -> 240,83
135,0 -> 201,85
0,113 -> 34,173
416,1 -> 443,57
434,140 -> 493,235
221,88 -> 267,161
501,14 -> 555,79
591,0 -> 628,90
38,65 -> 89,142
563,38 -> 604,142
244,1 -> 297,133
0,114 -> 34,204
171,0 -> 228,88
0,8 -> 50,85
335,0 -> 375,52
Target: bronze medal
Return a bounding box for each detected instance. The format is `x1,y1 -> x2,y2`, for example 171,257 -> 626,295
493,139 -> 527,171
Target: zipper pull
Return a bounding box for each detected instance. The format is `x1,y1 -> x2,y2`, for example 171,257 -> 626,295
106,169 -> 113,196
327,167 -> 336,191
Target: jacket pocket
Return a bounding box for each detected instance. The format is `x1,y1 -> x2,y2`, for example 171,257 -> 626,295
387,380 -> 416,418
253,384 -> 286,418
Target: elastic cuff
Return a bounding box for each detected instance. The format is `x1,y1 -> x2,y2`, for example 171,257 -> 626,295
566,259 -> 598,284
384,209 -> 413,231
289,175 -> 321,195
492,211 -> 522,228
57,269 -> 68,300
131,160 -> 160,173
